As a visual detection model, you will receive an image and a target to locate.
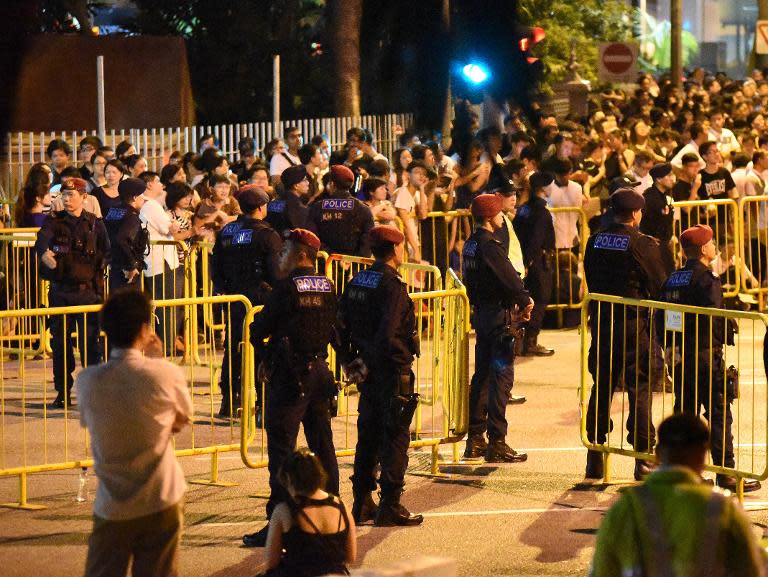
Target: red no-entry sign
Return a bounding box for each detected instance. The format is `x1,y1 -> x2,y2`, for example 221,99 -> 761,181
598,42 -> 638,83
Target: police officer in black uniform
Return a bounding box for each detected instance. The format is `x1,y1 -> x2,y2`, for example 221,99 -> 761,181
584,188 -> 667,481
35,177 -> 110,409
307,164 -> 374,257
265,165 -> 309,237
640,162 -> 676,275
513,171 -> 556,357
463,194 -> 533,462
658,224 -> 760,492
242,228 -> 339,547
211,187 -> 282,417
337,225 -> 423,527
104,177 -> 149,292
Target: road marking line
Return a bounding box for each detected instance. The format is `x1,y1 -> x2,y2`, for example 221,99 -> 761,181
423,506 -> 609,517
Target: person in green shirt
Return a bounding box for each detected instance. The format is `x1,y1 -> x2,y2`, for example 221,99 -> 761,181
589,413 -> 765,577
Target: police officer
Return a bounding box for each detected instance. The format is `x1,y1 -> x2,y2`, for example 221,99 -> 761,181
307,164 -> 374,256
242,228 -> 339,547
337,225 -> 423,527
463,194 -> 533,462
104,177 -> 149,292
513,172 -> 556,357
658,224 -> 760,492
640,162 -> 676,275
35,177 -> 110,409
265,165 -> 309,237
211,187 -> 281,417
584,188 -> 667,481
590,414 -> 765,577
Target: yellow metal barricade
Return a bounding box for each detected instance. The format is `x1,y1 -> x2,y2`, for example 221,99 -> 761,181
0,228 -> 49,357
581,292 -> 768,500
0,294 -> 250,509
673,198 -> 740,298
547,207 -> 588,310
324,253 -> 443,294
419,209 -> 472,274
739,195 -> 768,298
240,280 -> 470,477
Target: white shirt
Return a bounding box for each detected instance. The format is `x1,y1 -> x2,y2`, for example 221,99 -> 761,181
732,168 -> 751,198
670,141 -> 705,170
269,151 -> 301,177
546,180 -> 583,249
708,127 -> 740,157
141,197 -> 179,276
628,170 -> 653,195
77,348 -> 192,520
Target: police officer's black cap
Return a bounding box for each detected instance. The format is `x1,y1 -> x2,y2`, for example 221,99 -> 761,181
608,175 -> 640,194
117,177 -> 146,198
528,171 -> 554,191
610,188 -> 645,212
649,162 -> 673,180
657,414 -> 710,449
239,187 -> 270,213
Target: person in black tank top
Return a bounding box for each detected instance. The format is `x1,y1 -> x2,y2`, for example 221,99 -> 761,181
259,450 -> 356,577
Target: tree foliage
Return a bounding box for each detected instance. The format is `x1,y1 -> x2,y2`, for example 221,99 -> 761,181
128,0 -> 330,124
518,0 -> 633,88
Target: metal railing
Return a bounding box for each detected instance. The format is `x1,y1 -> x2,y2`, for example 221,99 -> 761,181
3,113 -> 414,203
580,292 -> 768,500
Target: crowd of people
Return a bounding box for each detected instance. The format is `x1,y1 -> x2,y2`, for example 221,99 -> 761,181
16,65 -> 768,576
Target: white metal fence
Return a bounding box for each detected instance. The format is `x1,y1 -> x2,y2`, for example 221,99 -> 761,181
3,113 -> 414,199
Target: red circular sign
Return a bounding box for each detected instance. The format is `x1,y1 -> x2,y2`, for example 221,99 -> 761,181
602,43 -> 634,75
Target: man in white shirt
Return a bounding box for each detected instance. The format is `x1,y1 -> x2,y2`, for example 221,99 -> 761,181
626,150 -> 654,194
361,128 -> 388,163
708,109 -> 740,158
78,288 -> 192,577
670,122 -> 708,171
269,126 -> 302,186
546,159 -> 586,250
139,172 -> 182,355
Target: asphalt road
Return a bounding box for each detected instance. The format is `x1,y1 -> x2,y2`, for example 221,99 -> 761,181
2,326 -> 768,577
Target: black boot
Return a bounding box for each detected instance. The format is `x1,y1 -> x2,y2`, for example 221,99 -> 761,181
375,491 -> 423,527
218,396 -> 231,418
50,389 -> 74,410
585,450 -> 604,479
634,459 -> 655,481
716,475 -> 762,493
485,440 -> 528,463
463,433 -> 487,459
524,334 -> 554,357
352,490 -> 378,524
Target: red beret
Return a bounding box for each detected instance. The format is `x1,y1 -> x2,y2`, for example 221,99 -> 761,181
471,194 -> 502,218
238,183 -> 264,194
288,228 -> 321,251
680,224 -> 713,248
61,177 -> 87,194
329,165 -> 355,188
369,225 -> 404,246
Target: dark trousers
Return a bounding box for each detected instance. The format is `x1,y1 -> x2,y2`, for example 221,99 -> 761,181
265,361 -> 339,517
672,348 -> 734,468
524,260 -> 553,337
468,306 -> 515,442
219,301 -> 246,403
586,304 -> 655,452
351,369 -> 414,495
146,264 -> 184,355
49,289 -> 102,394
